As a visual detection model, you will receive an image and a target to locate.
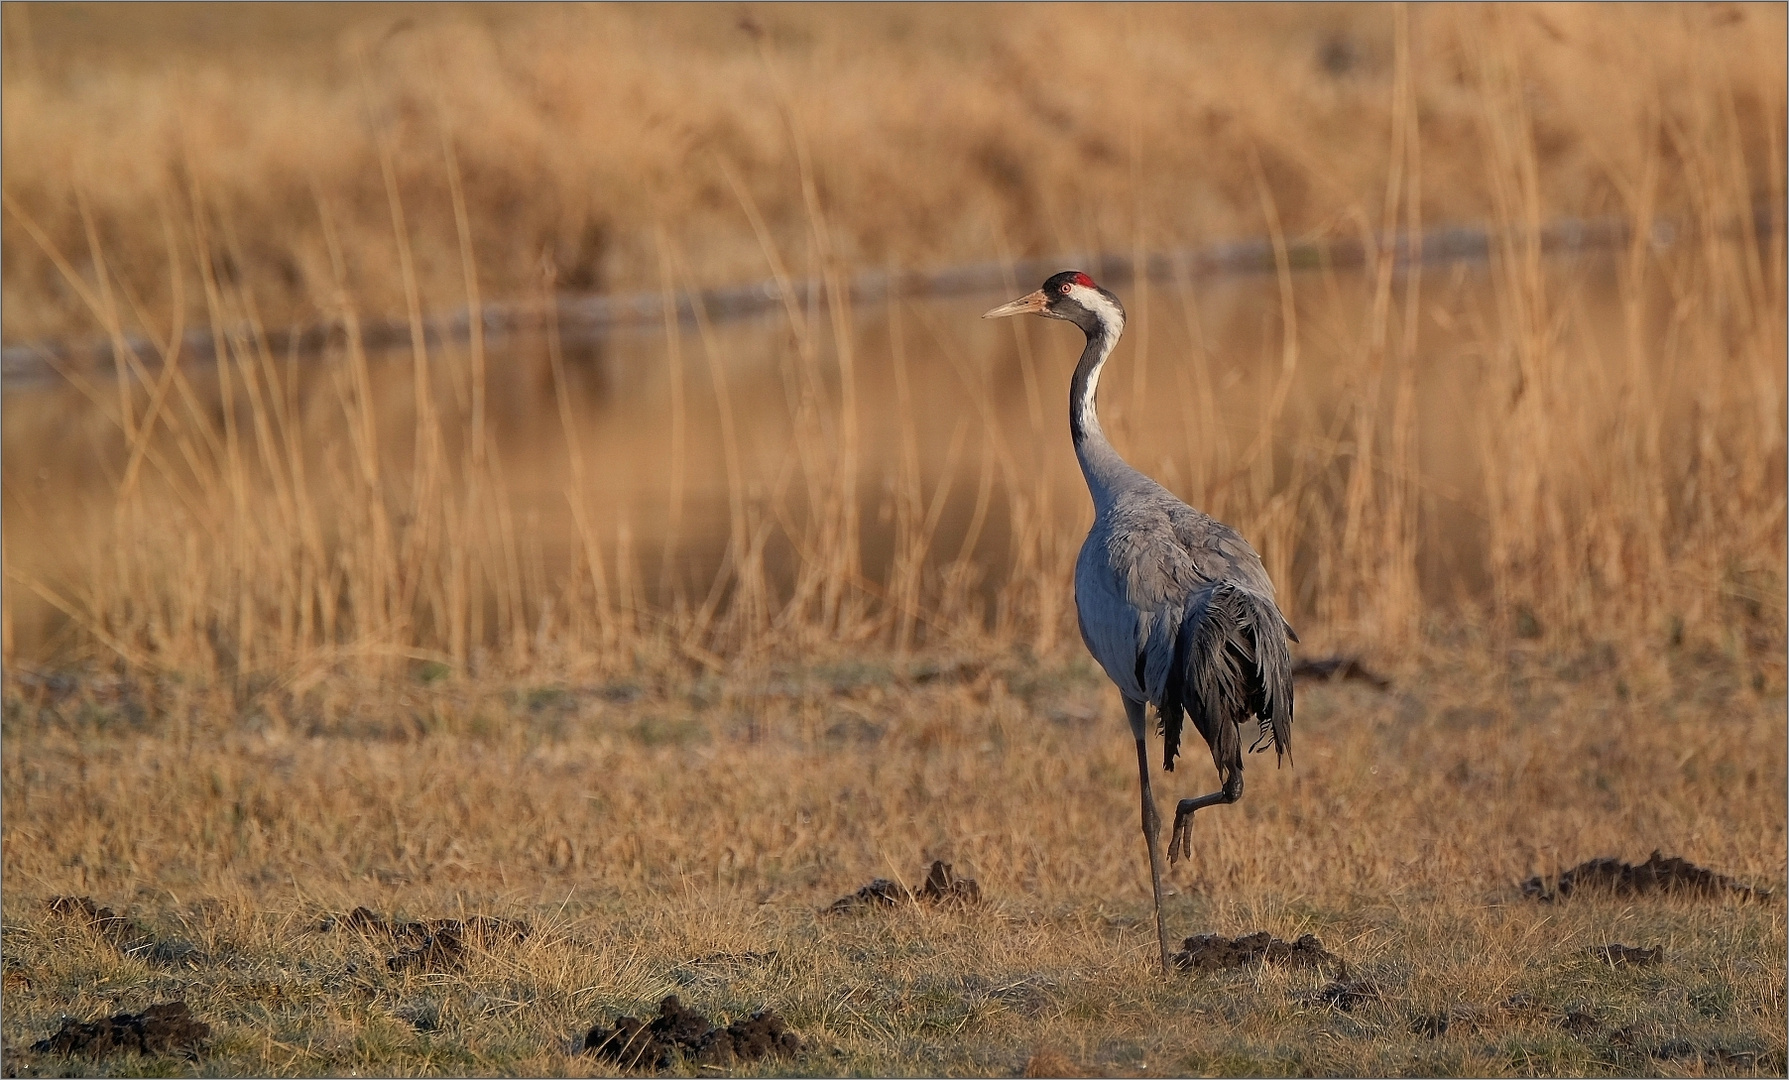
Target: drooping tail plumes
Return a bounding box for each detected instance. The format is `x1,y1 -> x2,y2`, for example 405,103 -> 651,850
1159,583 -> 1294,775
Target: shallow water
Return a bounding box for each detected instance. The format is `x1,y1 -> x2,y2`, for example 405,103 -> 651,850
0,250 -> 1657,657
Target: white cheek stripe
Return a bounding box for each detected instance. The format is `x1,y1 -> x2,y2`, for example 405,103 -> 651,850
1070,284 -> 1122,434
1069,284 -> 1125,336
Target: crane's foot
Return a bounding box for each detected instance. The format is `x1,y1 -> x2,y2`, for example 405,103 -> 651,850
1166,775 -> 1244,865
1167,799 -> 1211,864
1168,805 -> 1194,865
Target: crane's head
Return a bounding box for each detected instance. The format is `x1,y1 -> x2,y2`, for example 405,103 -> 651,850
982,270 -> 1125,337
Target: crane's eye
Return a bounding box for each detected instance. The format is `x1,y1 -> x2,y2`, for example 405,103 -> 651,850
1059,283 -> 1073,295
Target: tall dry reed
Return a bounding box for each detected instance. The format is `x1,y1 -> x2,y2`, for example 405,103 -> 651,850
1,5 -> 1782,689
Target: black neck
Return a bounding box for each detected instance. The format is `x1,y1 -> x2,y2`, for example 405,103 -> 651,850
1069,323 -> 1117,446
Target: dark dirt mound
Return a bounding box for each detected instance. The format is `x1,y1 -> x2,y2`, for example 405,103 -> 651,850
321,906 -> 530,973
582,994 -> 802,1072
45,896 -> 203,967
1291,655 -> 1391,689
46,896 -> 137,944
1306,978 -> 1381,1011
1410,1007 -> 1484,1039
1495,993 -> 1602,1036
827,878 -> 910,911
31,1001 -> 209,1058
1415,997 -> 1606,1038
1521,851 -> 1765,902
1587,943 -> 1663,967
825,860 -> 981,912
1172,931 -> 1347,976
1650,1040 -> 1782,1070
1498,992 -> 1548,1020
1418,996 -> 1613,1039
919,860 -> 982,905
1555,1008 -> 1602,1036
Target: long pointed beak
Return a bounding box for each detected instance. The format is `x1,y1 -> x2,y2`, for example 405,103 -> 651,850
982,289 -> 1048,319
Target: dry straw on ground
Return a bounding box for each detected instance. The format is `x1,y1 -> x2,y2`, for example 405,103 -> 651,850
2,649 -> 1783,1074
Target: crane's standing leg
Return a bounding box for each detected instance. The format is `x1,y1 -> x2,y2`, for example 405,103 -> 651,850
1167,770 -> 1243,865
1124,697 -> 1173,975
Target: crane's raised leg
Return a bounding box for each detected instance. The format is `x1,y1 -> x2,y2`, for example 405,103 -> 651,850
1124,697 -> 1174,975
1167,771 -> 1243,865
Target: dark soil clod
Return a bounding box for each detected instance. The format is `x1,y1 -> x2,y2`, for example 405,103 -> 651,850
826,878 -> 910,911
1309,978 -> 1381,1011
46,896 -> 136,944
825,861 -> 981,913
1587,942 -> 1663,967
582,994 -> 802,1072
1556,1009 -> 1603,1036
1651,1041 -> 1780,1070
47,895 -> 153,957
45,896 -> 203,967
1172,931 -> 1348,977
1291,655 -> 1391,690
1496,993 -> 1601,1036
1421,996 -> 1610,1037
920,860 -> 982,905
1521,851 -> 1765,902
1410,1006 -> 1484,1038
321,906 -> 530,973
31,1000 -> 210,1059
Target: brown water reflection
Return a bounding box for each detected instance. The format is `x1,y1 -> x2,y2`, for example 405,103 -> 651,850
0,249 -> 1683,661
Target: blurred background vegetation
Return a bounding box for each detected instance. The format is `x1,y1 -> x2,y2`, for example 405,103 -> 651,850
1,2 -> 1783,686
4,3 -> 1780,340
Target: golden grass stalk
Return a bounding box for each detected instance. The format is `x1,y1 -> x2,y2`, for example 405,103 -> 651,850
0,7 -> 1782,690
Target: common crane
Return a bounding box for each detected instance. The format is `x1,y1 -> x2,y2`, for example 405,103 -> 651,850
984,271 -> 1296,975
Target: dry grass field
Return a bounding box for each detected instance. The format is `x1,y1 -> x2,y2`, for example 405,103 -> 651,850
1,648 -> 1784,1076
2,2 -> 1785,1076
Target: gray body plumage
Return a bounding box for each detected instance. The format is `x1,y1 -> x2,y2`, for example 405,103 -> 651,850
985,270 -> 1296,974
1066,472 -> 1295,776
1074,474 -> 1295,777
1058,284 -> 1295,786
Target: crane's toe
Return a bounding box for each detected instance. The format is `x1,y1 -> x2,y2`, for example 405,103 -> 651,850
1168,806 -> 1193,864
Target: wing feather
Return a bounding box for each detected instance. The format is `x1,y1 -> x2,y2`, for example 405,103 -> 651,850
1074,484 -> 1296,774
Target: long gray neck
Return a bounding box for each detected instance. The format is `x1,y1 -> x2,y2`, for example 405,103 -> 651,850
1069,319 -> 1143,514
